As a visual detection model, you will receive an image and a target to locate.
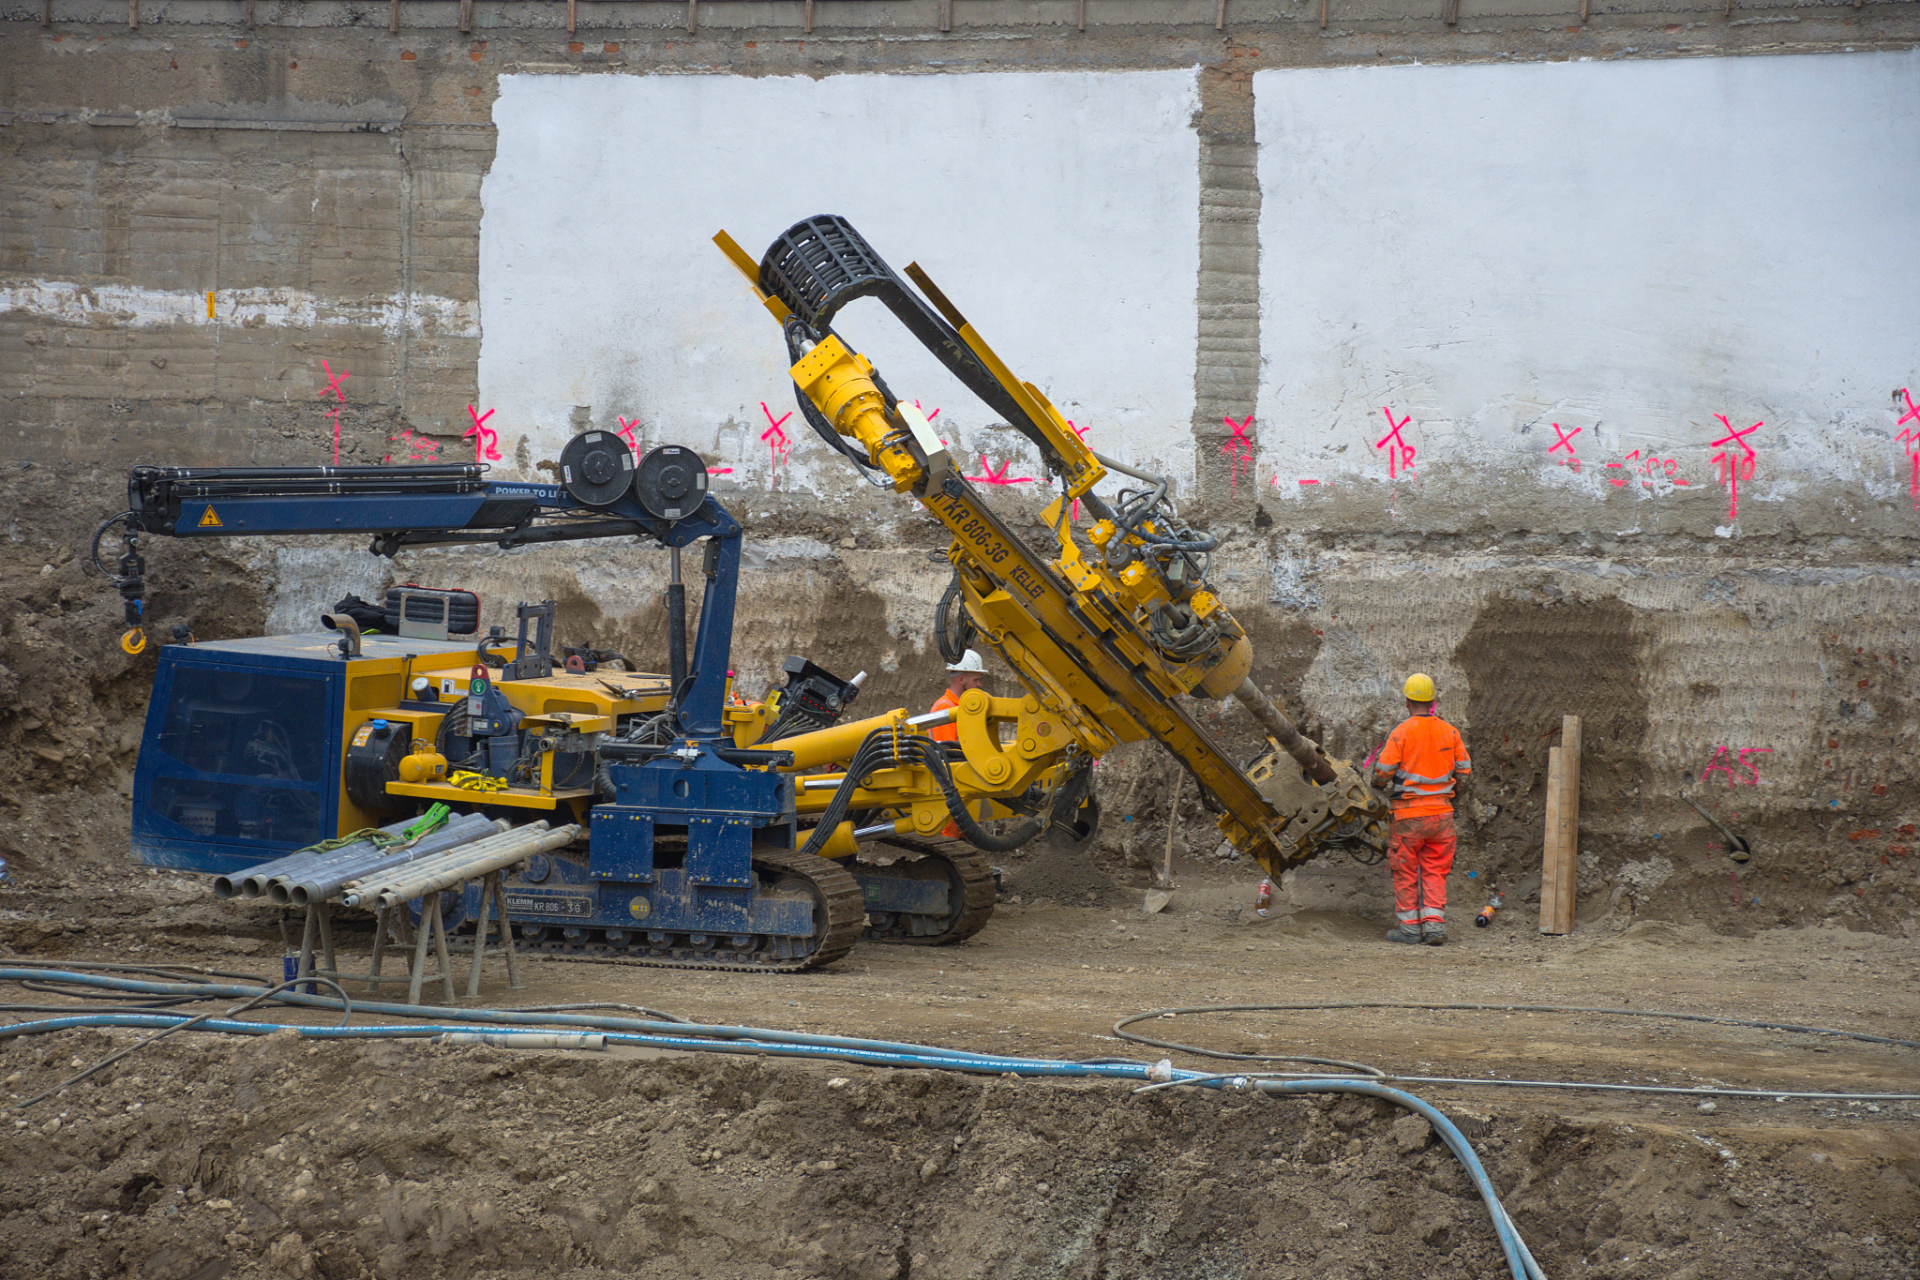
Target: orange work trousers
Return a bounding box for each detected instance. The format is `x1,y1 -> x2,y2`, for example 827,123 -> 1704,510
1387,812 -> 1456,930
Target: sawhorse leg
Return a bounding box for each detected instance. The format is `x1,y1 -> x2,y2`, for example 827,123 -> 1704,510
406,891 -> 458,1006
465,871 -> 523,998
370,903 -> 416,994
295,902 -> 337,993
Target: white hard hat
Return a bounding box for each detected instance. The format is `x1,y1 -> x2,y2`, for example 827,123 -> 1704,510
946,649 -> 986,674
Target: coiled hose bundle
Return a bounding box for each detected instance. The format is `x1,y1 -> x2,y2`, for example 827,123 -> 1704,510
797,727 -> 1063,856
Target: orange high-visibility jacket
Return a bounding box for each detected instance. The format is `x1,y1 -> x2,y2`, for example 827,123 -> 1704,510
1375,713 -> 1472,817
928,688 -> 961,743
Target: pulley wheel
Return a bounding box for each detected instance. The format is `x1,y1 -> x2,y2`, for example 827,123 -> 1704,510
633,445 -> 709,522
559,431 -> 635,508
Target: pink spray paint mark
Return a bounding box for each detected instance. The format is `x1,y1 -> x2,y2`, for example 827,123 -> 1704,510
1603,450 -> 1690,490
1699,744 -> 1772,788
1376,408 -> 1415,479
971,458 -> 1039,486
1897,389 -> 1920,508
1709,413 -> 1760,521
1068,419 -> 1091,519
465,405 -> 501,464
318,359 -> 350,464
758,402 -> 793,489
1221,414 -> 1255,492
381,427 -> 440,465
1548,422 -> 1582,473
616,415 -> 641,450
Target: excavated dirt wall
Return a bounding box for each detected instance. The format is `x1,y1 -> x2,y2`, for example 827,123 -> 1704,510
3,13 -> 1918,1280
5,10 -> 1919,932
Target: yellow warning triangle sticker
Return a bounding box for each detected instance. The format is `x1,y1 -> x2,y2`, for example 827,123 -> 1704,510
197,507 -> 223,528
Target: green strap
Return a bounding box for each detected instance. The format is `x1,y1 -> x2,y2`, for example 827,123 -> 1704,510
297,803 -> 452,856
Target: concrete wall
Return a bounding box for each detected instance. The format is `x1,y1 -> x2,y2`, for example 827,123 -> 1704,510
480,70 -> 1201,488
1254,52 -> 1920,536
2,2 -> 1918,929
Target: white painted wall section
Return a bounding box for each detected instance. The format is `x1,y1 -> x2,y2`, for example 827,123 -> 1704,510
1254,52 -> 1920,521
480,71 -> 1201,493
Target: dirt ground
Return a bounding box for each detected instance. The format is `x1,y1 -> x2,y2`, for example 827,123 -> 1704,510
2,830 -> 1916,1280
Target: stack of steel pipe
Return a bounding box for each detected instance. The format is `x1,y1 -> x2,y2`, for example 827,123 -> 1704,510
278,816 -> 508,906
341,822 -> 582,910
213,813 -> 491,899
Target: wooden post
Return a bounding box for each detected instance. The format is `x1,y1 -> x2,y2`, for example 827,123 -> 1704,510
1539,715 -> 1581,934
1161,769 -> 1183,888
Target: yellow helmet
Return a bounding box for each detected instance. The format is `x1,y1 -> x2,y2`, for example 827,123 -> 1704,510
1403,672 -> 1437,702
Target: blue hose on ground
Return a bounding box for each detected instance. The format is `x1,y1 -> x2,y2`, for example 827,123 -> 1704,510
0,1010 -> 1170,1079
0,968 -> 1109,1070
1251,1078 -> 1544,1280
0,968 -> 1558,1280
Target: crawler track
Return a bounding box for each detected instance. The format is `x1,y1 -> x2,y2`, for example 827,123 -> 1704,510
450,849 -> 866,973
855,836 -> 998,947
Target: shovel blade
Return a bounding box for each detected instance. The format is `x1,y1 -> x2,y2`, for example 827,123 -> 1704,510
1142,888 -> 1174,914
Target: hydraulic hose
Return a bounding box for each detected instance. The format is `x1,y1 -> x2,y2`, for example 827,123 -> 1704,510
796,728 -> 1044,858
904,734 -> 1043,853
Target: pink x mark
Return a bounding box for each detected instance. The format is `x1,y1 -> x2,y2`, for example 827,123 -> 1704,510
465,405 -> 501,463
318,358 -> 350,403
616,415 -> 641,449
971,458 -> 1037,487
1548,422 -> 1581,471
1221,414 -> 1255,492
1709,413 -> 1761,521
1896,390 -> 1920,507
1376,408 -> 1415,479
759,402 -> 793,454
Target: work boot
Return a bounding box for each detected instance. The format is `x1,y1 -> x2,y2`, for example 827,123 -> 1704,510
1422,925 -> 1447,946
1384,926 -> 1424,945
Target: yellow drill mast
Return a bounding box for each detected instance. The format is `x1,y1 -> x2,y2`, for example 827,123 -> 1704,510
718,216 -> 1386,880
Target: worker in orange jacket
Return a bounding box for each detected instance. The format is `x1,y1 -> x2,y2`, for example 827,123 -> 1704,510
929,650 -> 986,838
1371,672 -> 1472,946
928,649 -> 985,745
